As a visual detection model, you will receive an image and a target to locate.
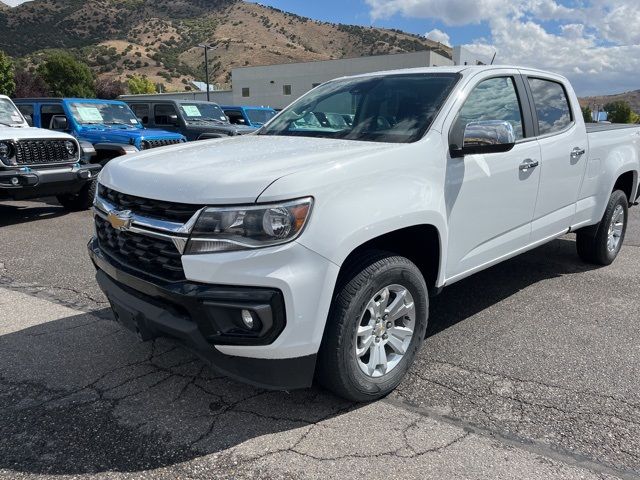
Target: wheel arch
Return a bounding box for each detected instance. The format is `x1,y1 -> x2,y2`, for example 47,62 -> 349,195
612,169 -> 638,204
334,224 -> 443,295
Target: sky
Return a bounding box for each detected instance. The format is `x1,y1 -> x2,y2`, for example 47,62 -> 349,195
246,0 -> 640,96
4,0 -> 639,95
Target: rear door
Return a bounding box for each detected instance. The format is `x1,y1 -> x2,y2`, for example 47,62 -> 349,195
523,75 -> 589,242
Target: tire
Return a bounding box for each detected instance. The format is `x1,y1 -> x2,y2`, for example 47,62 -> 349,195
56,179 -> 97,212
317,251 -> 428,402
576,189 -> 628,265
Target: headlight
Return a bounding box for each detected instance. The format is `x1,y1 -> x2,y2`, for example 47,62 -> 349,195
0,142 -> 12,159
64,140 -> 76,156
186,197 -> 313,254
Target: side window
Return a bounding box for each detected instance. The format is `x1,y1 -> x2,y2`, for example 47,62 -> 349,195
241,88 -> 250,98
154,104 -> 177,126
41,104 -> 67,130
451,77 -> 524,148
527,78 -> 572,135
17,104 -> 33,125
130,104 -> 149,124
225,110 -> 245,125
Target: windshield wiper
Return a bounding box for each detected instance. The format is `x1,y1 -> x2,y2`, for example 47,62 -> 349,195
105,121 -> 134,127
0,121 -> 21,127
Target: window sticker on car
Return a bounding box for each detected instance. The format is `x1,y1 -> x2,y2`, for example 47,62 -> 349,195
183,105 -> 202,117
11,115 -> 22,122
77,106 -> 103,122
130,119 -> 138,124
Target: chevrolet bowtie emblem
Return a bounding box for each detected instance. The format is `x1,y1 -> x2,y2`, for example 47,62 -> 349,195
107,209 -> 134,231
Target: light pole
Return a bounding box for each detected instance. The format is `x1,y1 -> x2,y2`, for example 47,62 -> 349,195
198,43 -> 214,102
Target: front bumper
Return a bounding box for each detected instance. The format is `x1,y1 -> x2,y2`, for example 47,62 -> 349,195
88,238 -> 321,390
0,164 -> 101,200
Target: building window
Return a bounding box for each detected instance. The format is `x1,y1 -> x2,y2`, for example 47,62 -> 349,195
283,84 -> 292,96
242,87 -> 250,98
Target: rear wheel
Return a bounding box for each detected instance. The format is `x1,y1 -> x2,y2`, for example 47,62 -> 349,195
56,179 -> 97,212
317,251 -> 428,402
576,189 -> 628,265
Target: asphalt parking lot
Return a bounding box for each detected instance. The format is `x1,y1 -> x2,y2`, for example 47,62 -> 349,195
0,198 -> 639,480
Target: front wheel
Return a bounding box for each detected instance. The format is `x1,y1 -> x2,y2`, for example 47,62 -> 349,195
317,251 -> 428,402
56,179 -> 97,212
576,189 -> 629,265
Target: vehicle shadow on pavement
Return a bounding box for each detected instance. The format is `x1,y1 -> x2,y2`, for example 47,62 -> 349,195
0,237 -> 603,476
0,308 -> 354,475
0,202 -> 68,227
426,236 -> 600,337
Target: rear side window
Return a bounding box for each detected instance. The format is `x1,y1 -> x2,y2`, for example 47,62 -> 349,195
154,104 -> 177,125
451,76 -> 524,147
527,78 -> 572,135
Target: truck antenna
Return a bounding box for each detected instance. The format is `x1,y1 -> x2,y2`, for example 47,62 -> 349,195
490,52 -> 497,65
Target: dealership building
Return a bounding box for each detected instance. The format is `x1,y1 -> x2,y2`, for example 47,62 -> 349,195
121,46 -> 490,109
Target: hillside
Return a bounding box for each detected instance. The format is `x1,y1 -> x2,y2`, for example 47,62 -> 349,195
0,0 -> 450,92
579,90 -> 640,114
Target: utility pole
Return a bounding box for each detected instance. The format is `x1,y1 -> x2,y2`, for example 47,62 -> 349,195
198,43 -> 214,101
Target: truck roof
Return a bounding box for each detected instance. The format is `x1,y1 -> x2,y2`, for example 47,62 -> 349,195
339,65 -> 569,82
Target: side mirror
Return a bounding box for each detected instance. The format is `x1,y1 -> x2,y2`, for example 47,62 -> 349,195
452,120 -> 516,157
168,114 -> 179,125
51,115 -> 69,131
24,114 -> 33,127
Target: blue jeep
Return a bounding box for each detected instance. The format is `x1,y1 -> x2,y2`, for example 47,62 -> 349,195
14,98 -> 186,164
221,105 -> 277,129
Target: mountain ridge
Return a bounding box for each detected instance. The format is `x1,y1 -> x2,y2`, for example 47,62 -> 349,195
0,0 -> 450,91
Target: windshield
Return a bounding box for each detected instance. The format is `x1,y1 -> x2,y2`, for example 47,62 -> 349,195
260,73 -> 460,143
0,98 -> 25,126
69,102 -> 141,127
179,103 -> 228,123
246,108 -> 276,125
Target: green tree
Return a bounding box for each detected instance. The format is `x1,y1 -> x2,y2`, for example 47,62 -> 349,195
127,74 -> 156,94
604,100 -> 633,124
0,50 -> 15,97
37,52 -> 95,97
581,105 -> 592,123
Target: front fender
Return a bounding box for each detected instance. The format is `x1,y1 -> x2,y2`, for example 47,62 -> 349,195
257,136 -> 449,287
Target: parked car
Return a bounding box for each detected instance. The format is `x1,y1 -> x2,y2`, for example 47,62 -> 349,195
88,66 -> 640,401
124,99 -> 255,141
221,105 -> 277,128
14,98 -> 186,164
0,95 -> 100,210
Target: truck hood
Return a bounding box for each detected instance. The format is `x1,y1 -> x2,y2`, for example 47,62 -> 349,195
0,125 -> 74,140
99,135 -> 397,204
78,126 -> 184,145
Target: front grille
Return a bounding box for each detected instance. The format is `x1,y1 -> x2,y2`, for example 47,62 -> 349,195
95,215 -> 185,281
98,185 -> 203,223
142,139 -> 183,149
15,139 -> 76,165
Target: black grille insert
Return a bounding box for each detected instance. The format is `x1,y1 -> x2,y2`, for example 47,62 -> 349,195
143,139 -> 183,149
15,139 -> 76,165
95,215 -> 185,281
98,185 -> 203,223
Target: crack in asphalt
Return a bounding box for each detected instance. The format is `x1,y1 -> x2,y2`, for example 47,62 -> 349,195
394,359 -> 640,477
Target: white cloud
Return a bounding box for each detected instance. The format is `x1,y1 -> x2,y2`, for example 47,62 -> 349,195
425,28 -> 451,46
365,0 -> 640,95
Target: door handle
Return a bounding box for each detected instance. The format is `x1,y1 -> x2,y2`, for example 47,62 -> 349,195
571,147 -> 586,159
519,159 -> 539,172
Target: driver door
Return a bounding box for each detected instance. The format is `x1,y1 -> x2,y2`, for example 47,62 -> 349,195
444,74 -> 541,282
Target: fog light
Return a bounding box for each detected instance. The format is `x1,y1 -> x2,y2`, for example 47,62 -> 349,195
11,177 -> 19,186
241,309 -> 254,329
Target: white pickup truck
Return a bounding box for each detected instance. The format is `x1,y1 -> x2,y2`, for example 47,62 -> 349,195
0,95 -> 100,209
89,66 -> 640,401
